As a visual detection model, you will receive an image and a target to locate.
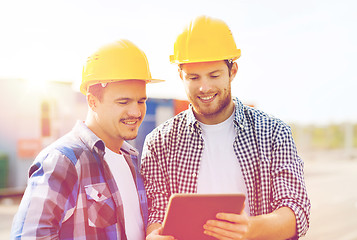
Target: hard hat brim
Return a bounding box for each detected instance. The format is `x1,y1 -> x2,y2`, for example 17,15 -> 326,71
170,51 -> 241,64
80,78 -> 165,95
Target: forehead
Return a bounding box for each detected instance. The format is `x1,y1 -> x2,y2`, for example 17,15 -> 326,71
104,80 -> 147,98
180,60 -> 227,74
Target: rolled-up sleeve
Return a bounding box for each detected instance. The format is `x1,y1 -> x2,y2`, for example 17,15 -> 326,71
271,125 -> 311,237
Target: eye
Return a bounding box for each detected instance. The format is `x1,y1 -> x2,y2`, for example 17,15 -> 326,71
185,74 -> 199,81
117,101 -> 128,105
211,74 -> 220,78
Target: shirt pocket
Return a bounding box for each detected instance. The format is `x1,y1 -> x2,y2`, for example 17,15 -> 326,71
85,183 -> 117,228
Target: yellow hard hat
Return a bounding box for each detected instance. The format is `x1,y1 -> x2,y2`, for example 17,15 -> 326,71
81,39 -> 164,95
170,15 -> 241,64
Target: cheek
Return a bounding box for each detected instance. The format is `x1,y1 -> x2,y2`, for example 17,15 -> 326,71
184,82 -> 196,95
141,105 -> 146,118
113,107 -> 126,120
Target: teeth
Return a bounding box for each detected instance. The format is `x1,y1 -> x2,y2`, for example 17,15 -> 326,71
124,121 -> 136,125
200,95 -> 214,100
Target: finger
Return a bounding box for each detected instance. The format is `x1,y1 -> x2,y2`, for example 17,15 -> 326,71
205,220 -> 248,234
216,212 -> 249,224
203,224 -> 244,240
146,228 -> 176,240
205,229 -> 248,240
204,229 -> 233,240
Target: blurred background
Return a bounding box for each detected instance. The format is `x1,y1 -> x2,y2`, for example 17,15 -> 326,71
0,0 -> 356,239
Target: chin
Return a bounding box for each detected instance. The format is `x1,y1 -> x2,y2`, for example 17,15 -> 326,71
196,105 -> 219,116
123,132 -> 139,141
124,136 -> 136,141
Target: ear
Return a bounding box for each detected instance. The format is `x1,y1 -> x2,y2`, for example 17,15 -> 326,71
229,62 -> 238,82
178,68 -> 184,80
87,93 -> 99,111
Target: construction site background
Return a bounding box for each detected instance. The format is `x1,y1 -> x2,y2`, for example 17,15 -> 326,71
1,78 -> 356,239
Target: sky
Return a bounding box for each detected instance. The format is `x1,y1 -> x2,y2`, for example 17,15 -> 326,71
0,0 -> 356,125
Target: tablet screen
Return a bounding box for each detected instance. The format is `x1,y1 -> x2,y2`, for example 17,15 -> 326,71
162,193 -> 246,239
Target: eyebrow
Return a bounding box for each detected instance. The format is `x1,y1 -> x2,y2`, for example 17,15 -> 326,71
186,73 -> 199,77
186,70 -> 223,77
115,97 -> 147,101
209,70 -> 223,75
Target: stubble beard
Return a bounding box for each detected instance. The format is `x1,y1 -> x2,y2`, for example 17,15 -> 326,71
192,85 -> 232,118
119,118 -> 142,141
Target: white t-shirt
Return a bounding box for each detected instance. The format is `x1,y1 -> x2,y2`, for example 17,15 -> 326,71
197,112 -> 250,215
104,147 -> 145,240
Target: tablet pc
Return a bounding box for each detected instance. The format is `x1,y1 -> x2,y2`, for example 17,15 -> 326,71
161,193 -> 246,239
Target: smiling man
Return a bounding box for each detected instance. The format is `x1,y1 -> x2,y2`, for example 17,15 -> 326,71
11,39 -> 163,239
179,60 -> 234,124
141,16 -> 310,240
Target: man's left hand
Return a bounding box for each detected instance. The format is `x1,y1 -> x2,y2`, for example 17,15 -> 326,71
203,211 -> 249,240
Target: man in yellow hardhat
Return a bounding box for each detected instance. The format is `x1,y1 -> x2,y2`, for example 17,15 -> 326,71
142,16 -> 310,239
11,39 -> 163,239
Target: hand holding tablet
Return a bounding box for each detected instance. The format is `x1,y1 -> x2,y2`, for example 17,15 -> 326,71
162,193 -> 246,240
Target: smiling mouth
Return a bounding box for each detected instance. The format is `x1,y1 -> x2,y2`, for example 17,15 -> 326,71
198,94 -> 217,102
121,118 -> 141,125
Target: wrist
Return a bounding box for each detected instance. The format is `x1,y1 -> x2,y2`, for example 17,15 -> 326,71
245,216 -> 263,240
245,207 -> 297,240
146,223 -> 162,236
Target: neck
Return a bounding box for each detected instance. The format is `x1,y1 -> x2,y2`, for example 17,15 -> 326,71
103,142 -> 123,154
85,113 -> 123,154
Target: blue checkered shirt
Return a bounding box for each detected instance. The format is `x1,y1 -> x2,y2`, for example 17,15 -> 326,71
11,121 -> 148,239
141,97 -> 310,239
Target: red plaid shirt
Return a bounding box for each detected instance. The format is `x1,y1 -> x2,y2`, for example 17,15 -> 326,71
11,121 -> 148,239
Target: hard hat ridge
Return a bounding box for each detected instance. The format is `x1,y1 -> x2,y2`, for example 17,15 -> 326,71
80,39 -> 164,95
170,15 -> 241,64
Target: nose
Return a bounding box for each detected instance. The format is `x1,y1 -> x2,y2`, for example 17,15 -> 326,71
199,77 -> 212,93
127,103 -> 143,118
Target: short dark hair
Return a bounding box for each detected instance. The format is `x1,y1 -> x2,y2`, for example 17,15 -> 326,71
87,83 -> 105,101
224,59 -> 234,76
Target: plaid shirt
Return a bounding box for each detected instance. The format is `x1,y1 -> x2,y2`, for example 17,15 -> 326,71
141,97 -> 310,239
11,121 -> 148,240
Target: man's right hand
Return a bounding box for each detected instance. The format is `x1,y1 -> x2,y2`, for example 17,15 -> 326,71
146,223 -> 175,240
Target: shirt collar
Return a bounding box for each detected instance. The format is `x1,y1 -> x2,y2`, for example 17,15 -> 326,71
186,104 -> 201,133
73,121 -> 138,157
232,97 -> 248,131
73,121 -> 105,154
121,141 -> 139,156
